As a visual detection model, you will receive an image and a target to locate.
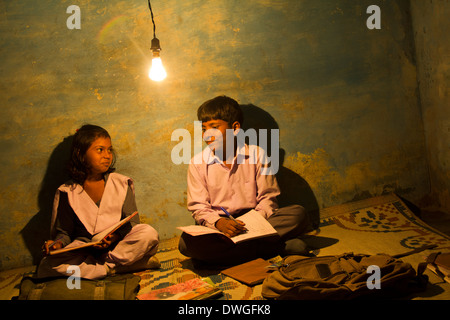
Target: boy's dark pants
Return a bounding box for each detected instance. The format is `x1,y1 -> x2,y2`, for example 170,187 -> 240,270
178,205 -> 309,266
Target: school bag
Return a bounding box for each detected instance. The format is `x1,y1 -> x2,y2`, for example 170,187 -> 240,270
17,273 -> 141,300
261,246 -> 435,300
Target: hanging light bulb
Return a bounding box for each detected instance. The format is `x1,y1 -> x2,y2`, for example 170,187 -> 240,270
149,37 -> 167,81
147,0 -> 166,81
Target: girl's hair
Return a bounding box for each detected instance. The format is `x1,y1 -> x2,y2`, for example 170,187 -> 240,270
68,124 -> 116,185
197,96 -> 244,127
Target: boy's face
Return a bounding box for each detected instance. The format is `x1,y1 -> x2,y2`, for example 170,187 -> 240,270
202,119 -> 240,159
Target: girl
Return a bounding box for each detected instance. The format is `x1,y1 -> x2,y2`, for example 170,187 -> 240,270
38,124 -> 160,279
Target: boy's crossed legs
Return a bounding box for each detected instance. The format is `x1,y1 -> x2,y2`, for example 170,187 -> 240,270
179,205 -> 309,266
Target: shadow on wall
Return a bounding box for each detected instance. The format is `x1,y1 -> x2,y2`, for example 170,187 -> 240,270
240,104 -> 320,230
18,106 -> 320,264
19,135 -> 74,265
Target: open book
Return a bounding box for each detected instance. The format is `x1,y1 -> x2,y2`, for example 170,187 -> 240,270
137,278 -> 222,300
177,209 -> 279,244
48,211 -> 139,255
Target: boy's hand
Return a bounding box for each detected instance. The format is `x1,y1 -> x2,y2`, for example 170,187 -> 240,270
215,218 -> 247,238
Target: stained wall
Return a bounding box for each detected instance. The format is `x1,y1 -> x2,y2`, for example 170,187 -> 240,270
0,0 -> 436,270
410,0 -> 450,213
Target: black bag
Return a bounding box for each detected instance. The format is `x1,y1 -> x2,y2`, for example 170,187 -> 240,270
262,246 -> 435,300
18,273 -> 141,300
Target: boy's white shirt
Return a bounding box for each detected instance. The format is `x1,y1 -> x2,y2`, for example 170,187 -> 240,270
187,144 -> 280,229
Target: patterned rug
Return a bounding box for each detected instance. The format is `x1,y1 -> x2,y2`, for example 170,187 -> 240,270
135,194 -> 450,300
134,237 -> 279,300
314,194 -> 450,256
2,194 -> 449,299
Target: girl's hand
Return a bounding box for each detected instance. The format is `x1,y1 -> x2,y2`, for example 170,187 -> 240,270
93,233 -> 120,249
215,218 -> 247,238
42,240 -> 63,256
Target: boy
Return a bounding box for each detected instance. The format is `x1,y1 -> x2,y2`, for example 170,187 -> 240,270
178,96 -> 309,265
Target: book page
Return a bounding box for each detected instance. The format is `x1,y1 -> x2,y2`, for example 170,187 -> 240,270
230,210 -> 278,243
177,210 -> 278,244
91,223 -> 117,243
91,211 -> 138,242
176,225 -> 222,236
48,240 -> 98,255
49,211 -> 138,255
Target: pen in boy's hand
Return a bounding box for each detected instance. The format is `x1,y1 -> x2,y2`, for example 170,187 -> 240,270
219,206 -> 248,234
220,206 -> 236,220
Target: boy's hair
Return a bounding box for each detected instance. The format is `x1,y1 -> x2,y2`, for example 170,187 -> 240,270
68,124 -> 116,185
197,96 -> 244,127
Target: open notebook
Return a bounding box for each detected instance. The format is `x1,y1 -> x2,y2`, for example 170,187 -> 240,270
177,209 -> 278,244
48,211 -> 139,255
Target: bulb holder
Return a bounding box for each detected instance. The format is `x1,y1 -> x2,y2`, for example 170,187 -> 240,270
151,37 -> 161,52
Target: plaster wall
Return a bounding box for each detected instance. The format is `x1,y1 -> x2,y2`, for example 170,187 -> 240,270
410,0 -> 450,212
0,0 -> 434,270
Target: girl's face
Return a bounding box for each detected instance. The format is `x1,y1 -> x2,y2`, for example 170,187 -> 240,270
84,136 -> 113,177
